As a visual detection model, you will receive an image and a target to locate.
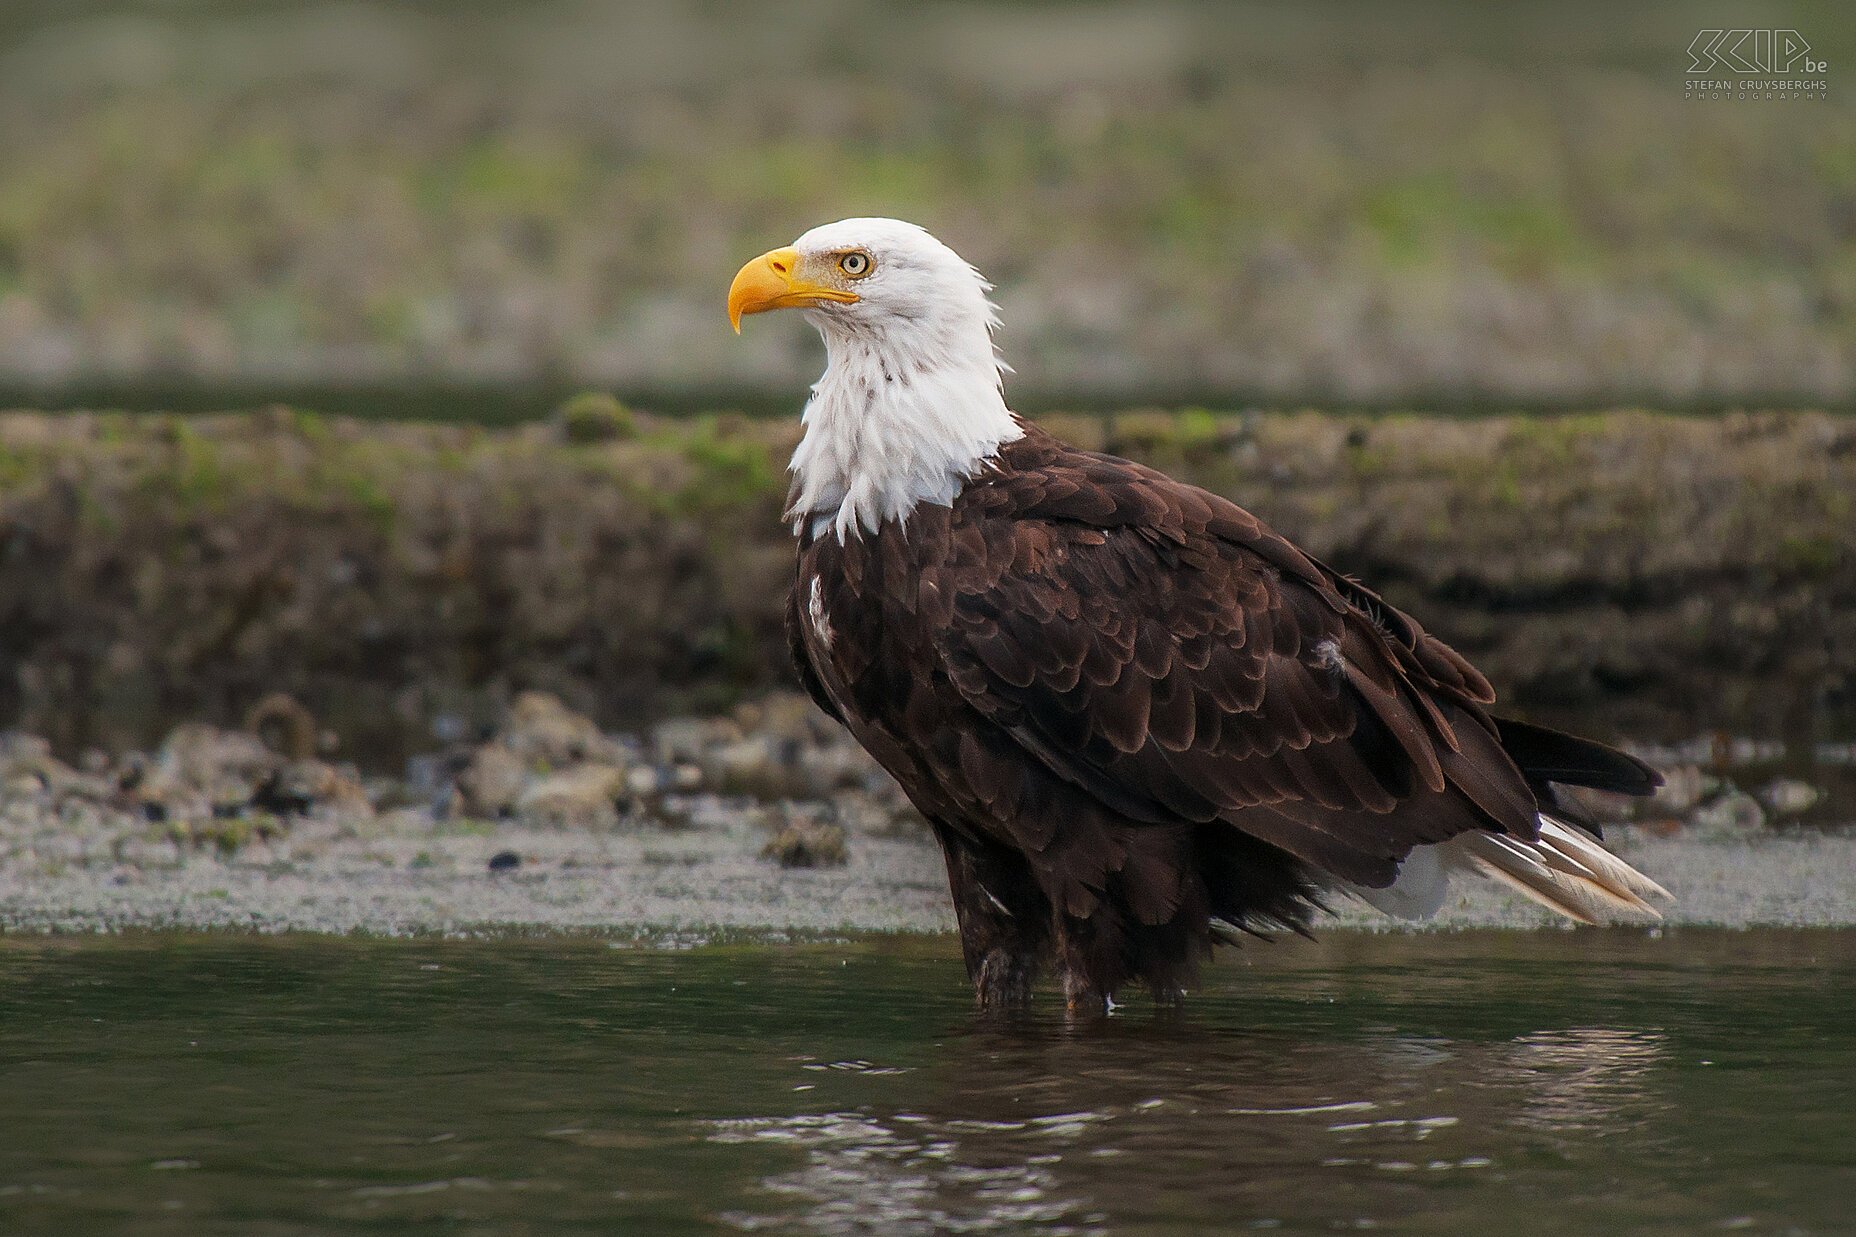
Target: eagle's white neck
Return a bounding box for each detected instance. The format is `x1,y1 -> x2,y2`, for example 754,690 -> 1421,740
787,305 -> 1022,541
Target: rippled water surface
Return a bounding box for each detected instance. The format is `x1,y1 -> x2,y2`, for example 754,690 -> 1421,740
2,930 -> 1852,1235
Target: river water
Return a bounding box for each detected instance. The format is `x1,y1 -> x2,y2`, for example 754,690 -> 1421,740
1,930 -> 1851,1235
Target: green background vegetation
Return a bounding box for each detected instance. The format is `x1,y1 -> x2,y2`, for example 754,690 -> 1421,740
0,0 -> 1849,411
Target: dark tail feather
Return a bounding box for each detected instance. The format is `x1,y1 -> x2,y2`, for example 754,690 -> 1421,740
1494,717 -> 1662,797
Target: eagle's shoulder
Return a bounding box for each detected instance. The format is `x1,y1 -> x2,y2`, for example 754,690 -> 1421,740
956,422 -> 1493,704
961,423 -> 1258,536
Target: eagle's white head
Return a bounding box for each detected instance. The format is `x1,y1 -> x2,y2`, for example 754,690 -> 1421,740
728,217 -> 1022,540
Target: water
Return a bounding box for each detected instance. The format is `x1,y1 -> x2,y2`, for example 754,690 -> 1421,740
1,931 -> 1851,1236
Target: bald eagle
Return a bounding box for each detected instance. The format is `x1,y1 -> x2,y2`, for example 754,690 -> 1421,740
729,218 -> 1668,1011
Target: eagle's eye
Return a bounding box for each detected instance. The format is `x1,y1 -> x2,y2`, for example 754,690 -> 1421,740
838,251 -> 872,278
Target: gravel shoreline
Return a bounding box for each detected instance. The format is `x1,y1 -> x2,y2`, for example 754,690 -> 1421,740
3,815 -> 1853,939
3,689 -> 1849,939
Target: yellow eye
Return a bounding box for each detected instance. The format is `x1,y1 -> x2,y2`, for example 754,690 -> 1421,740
838,252 -> 872,277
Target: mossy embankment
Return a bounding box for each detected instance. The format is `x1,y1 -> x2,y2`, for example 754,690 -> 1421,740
0,407 -> 1850,758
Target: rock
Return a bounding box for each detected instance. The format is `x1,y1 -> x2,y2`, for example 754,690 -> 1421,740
114,723 -> 286,820
516,763 -> 628,828
704,735 -> 795,797
400,753 -> 450,807
1552,783 -> 1637,828
430,713 -> 470,745
0,732 -> 80,798
833,796 -> 929,839
253,759 -> 373,820
648,694 -> 887,800
1648,764 -> 1706,817
501,691 -> 628,769
0,732 -> 53,765
650,798 -> 696,830
797,743 -> 886,797
455,742 -> 526,818
760,813 -> 848,869
1691,789 -> 1766,836
1760,778 -> 1821,817
653,716 -> 738,766
448,695 -> 633,824
733,692 -> 887,797
157,724 -> 277,799
734,693 -> 834,745
708,734 -> 773,778
487,849 -> 521,874
245,693 -> 320,759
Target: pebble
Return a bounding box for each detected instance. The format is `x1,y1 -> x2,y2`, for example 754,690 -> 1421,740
761,814 -> 849,869
1649,765 -> 1706,817
516,764 -> 628,829
1760,779 -> 1820,817
1691,790 -> 1766,836
455,743 -> 526,819
501,691 -> 630,768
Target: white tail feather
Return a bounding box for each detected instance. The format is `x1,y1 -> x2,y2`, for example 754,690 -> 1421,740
1349,813 -> 1670,925
1536,816 -> 1673,903
1209,917 -> 1249,946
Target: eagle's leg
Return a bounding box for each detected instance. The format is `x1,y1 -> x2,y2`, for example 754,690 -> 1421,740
1061,970 -> 1107,1018
933,824 -> 1049,1010
1053,918 -> 1111,1018
1054,907 -> 1199,1016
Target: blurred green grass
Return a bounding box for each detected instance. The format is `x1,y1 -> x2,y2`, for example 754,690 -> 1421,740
0,0 -> 1850,411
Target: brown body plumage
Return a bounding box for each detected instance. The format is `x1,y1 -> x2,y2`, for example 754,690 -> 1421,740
789,423 -> 1661,1008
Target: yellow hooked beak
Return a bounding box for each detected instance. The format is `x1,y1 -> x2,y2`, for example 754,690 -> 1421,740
727,247 -> 859,332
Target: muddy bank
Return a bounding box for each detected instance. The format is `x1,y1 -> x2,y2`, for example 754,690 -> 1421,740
0,407 -> 1851,756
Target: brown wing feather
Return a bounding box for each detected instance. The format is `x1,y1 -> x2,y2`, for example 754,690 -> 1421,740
931,426 -> 1541,889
